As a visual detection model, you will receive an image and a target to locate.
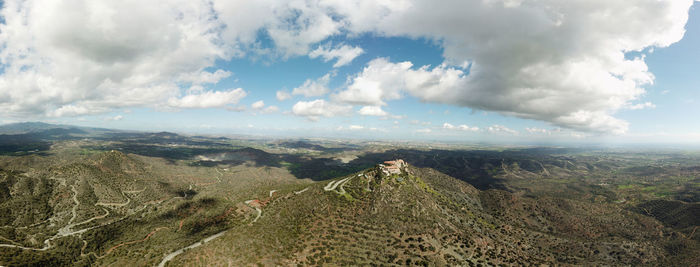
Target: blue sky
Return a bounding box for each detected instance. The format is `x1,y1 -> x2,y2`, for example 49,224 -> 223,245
1,0 -> 699,144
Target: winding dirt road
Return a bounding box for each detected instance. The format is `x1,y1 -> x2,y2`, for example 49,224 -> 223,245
157,230 -> 227,267
324,176 -> 353,194
244,200 -> 262,223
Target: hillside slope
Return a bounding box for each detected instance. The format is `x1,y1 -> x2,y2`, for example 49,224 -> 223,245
167,161 -> 696,266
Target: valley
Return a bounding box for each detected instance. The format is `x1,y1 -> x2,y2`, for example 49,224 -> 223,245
0,123 -> 697,266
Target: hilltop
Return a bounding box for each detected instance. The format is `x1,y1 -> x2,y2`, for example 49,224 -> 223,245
0,128 -> 697,266
165,160 -> 697,266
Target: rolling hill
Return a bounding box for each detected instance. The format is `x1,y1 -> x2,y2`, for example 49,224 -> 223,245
165,161 -> 697,266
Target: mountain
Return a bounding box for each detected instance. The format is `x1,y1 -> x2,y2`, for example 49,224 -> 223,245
0,122 -> 110,135
0,122 -> 119,155
0,122 -> 64,135
0,150 -> 209,266
164,160 -> 697,266
0,128 -> 697,266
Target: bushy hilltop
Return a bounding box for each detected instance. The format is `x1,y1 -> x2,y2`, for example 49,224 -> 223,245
169,160 -> 697,266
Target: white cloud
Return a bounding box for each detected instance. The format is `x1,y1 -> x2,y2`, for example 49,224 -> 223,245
178,69 -> 232,85
336,125 -> 387,132
0,0 -> 344,118
408,120 -> 431,126
337,57 -> 642,134
109,115 -> 124,121
0,0 -> 229,117
357,106 -> 388,116
291,99 -> 352,121
0,0 -> 694,135
168,88 -> 247,109
487,125 -> 518,135
627,102 -> 656,110
212,0 -> 342,58
276,90 -> 292,101
309,43 -> 364,67
333,58 -> 409,106
525,127 -> 592,138
226,105 -> 246,112
415,128 -> 432,133
262,105 -> 279,114
292,73 -> 331,97
48,105 -> 95,117
251,100 -> 265,110
326,0 -> 695,134
443,123 -> 479,132
525,127 -> 550,135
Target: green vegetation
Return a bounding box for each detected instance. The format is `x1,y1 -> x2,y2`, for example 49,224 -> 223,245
0,124 -> 697,266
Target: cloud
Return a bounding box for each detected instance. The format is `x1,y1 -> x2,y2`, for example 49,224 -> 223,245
487,125 -> 518,135
337,57 -> 642,134
48,105 -> 96,117
327,0 -> 695,134
251,100 -> 265,110
409,120 -> 431,126
292,73 -> 331,97
357,106 -> 388,116
525,127 -> 550,135
262,105 -> 279,114
627,102 -> 656,110
178,69 -> 232,85
0,0 -> 694,134
0,0 -> 229,117
0,0 -> 343,118
415,128 -> 432,133
212,0 -> 342,58
387,114 -> 405,120
276,90 -> 292,101
309,43 -> 364,67
337,125 -> 387,132
525,127 -> 591,138
168,88 -> 247,109
291,99 -> 352,121
443,123 -> 479,132
333,58 -> 409,106
226,105 -> 246,112
109,115 -> 124,121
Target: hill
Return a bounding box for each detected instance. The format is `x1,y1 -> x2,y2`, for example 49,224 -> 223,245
0,129 -> 697,266
164,160 -> 697,266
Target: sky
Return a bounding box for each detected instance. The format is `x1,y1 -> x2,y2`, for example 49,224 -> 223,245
0,0 -> 699,144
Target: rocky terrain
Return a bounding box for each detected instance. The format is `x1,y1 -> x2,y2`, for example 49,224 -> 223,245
0,123 -> 697,266
166,161 -> 697,266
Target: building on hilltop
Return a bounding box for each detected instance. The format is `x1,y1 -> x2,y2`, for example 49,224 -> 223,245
380,159 -> 406,176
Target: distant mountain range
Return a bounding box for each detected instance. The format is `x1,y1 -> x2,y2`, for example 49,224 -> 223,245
0,121 -> 697,265
0,122 -> 94,135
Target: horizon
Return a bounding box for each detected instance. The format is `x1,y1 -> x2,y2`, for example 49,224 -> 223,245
5,120 -> 700,150
1,1 -> 700,144
1,1 -> 700,262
